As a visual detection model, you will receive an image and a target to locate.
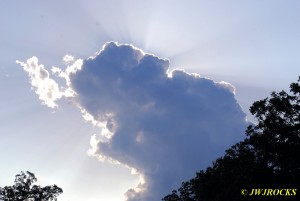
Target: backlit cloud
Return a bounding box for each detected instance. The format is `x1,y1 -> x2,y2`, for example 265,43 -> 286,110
17,57 -> 63,108
18,42 -> 247,200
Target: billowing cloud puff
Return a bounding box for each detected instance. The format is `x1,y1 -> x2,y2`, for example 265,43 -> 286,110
17,57 -> 63,108
18,42 -> 247,201
17,55 -> 83,108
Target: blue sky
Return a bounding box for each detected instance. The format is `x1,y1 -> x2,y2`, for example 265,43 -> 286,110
1,1 -> 300,201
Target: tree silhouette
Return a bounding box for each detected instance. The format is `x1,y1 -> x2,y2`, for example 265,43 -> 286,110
246,78 -> 300,185
162,77 -> 300,201
0,171 -> 63,201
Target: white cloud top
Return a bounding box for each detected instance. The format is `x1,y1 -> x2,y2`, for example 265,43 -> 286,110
18,42 -> 247,201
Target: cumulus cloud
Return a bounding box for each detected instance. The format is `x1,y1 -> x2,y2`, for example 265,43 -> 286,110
17,57 -> 63,108
18,42 -> 247,200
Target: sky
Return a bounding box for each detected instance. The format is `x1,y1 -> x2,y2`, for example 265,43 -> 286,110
1,1 -> 300,201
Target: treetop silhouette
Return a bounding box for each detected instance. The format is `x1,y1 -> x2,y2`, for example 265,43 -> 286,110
0,171 -> 62,201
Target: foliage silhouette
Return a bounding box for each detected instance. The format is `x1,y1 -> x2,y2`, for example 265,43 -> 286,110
0,171 -> 63,201
162,77 -> 300,201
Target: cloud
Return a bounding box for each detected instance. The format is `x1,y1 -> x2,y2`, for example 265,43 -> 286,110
17,57 -> 63,108
18,42 -> 247,200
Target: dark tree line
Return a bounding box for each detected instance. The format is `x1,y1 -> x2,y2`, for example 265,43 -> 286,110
0,171 -> 62,201
163,77 -> 300,201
